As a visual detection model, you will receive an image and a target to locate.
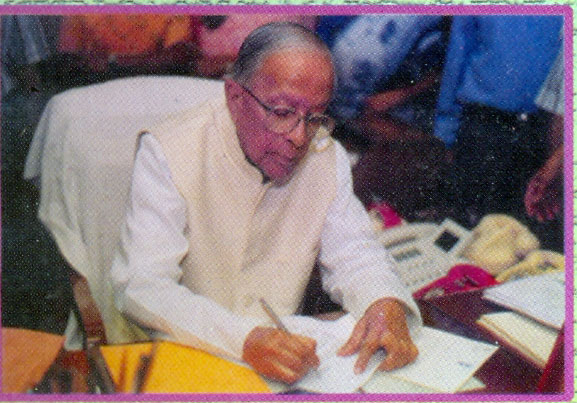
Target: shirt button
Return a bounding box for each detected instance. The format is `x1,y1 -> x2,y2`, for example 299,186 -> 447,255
242,295 -> 254,308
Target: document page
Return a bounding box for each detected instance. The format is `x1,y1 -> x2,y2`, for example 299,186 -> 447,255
282,314 -> 384,393
279,316 -> 497,394
386,327 -> 498,393
483,271 -> 565,329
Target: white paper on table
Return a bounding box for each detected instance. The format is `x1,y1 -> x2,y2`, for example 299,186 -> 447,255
364,372 -> 486,394
482,271 -> 565,329
281,314 -> 385,393
386,327 -> 498,393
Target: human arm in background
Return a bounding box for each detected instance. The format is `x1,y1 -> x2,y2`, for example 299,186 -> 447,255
524,128 -> 563,223
319,143 -> 422,373
524,45 -> 564,223
110,134 -> 319,385
329,15 -> 444,121
364,70 -> 440,114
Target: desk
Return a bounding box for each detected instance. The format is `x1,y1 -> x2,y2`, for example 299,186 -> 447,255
39,290 -> 555,395
1,328 -> 64,393
418,290 -> 547,393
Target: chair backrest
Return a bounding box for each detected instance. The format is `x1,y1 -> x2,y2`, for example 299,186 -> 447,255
24,76 -> 225,345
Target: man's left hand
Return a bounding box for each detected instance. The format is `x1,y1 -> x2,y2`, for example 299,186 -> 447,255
337,298 -> 418,374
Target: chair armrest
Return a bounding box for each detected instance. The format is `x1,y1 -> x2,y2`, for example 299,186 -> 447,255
69,271 -> 107,347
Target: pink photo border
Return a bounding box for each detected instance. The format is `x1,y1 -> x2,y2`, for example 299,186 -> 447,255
0,3 -> 573,402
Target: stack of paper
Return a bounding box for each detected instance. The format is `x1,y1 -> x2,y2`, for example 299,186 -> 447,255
482,271 -> 565,329
476,311 -> 558,369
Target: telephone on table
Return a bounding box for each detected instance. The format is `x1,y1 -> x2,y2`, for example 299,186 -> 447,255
378,219 -> 473,293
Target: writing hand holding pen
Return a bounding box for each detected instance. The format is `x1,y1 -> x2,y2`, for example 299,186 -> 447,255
242,299 -> 319,384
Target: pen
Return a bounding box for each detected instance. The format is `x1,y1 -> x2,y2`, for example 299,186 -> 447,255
259,298 -> 291,334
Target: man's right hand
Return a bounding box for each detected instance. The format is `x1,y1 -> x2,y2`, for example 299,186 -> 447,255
242,326 -> 320,384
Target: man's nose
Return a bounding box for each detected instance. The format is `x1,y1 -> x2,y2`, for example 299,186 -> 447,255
286,118 -> 308,148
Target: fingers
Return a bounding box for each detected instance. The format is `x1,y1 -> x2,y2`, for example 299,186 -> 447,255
337,316 -> 368,357
292,335 -> 320,368
243,327 -> 319,384
352,320 -> 383,374
342,299 -> 419,374
351,319 -> 418,374
377,334 -> 419,371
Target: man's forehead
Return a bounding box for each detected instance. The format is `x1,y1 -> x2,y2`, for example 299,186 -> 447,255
251,48 -> 334,97
252,46 -> 330,74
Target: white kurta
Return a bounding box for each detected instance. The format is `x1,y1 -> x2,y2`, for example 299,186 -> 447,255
111,133 -> 421,361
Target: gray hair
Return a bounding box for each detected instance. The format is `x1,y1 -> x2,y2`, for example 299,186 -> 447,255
230,21 -> 333,85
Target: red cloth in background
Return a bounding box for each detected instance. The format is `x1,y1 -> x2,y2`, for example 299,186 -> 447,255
58,15 -> 202,71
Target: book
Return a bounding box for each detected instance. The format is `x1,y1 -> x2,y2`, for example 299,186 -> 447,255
476,311 -> 558,369
482,271 -> 565,329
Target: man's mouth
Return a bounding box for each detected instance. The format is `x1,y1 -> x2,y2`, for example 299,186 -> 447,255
274,153 -> 298,170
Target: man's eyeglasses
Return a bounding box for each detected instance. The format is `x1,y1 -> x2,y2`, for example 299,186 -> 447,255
237,82 -> 335,141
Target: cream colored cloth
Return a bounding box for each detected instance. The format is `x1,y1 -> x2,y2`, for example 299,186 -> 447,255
23,76 -> 225,345
111,126 -> 422,360
153,96 -> 336,319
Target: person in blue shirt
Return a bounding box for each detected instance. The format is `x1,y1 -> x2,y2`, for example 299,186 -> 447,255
317,15 -> 448,132
433,15 -> 563,225
316,15 -> 451,217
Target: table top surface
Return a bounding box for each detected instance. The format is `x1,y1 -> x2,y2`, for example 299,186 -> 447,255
3,290 -> 560,396
1,328 -> 65,393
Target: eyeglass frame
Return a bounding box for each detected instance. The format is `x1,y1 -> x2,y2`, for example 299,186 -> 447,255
235,81 -> 335,140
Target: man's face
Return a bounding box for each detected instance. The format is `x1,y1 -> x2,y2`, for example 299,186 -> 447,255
226,48 -> 334,185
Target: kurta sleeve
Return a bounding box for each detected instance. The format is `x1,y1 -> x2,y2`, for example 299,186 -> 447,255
318,142 -> 422,333
110,133 -> 264,361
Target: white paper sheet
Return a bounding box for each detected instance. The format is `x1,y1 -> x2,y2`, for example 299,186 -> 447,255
282,315 -> 384,393
477,311 -> 558,368
278,316 -> 497,394
386,327 -> 498,393
364,373 -> 486,394
483,271 -> 565,329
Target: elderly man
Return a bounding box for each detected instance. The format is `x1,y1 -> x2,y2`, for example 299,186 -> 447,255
111,22 -> 420,385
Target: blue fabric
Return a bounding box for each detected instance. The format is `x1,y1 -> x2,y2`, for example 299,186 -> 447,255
316,16 -> 356,48
434,15 -> 563,147
317,15 -> 446,120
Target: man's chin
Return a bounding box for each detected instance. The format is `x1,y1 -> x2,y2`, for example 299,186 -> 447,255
268,172 -> 293,187
266,167 -> 297,187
